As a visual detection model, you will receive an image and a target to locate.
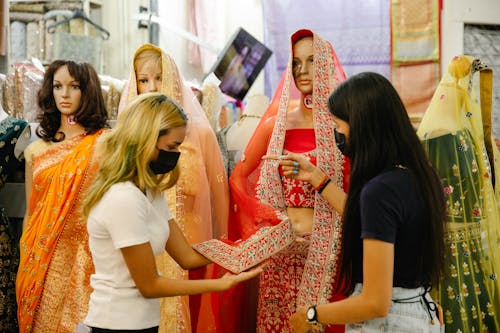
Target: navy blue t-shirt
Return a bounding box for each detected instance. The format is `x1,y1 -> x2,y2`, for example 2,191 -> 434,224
353,167 -> 427,288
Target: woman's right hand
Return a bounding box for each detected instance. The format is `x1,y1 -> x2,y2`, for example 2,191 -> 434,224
218,266 -> 263,290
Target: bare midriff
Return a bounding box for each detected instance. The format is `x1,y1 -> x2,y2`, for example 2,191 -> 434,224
287,206 -> 314,234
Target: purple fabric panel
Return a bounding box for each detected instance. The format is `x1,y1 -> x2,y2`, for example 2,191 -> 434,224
262,0 -> 390,97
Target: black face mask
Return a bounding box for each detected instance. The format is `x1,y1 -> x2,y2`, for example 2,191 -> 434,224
149,150 -> 180,175
334,129 -> 350,157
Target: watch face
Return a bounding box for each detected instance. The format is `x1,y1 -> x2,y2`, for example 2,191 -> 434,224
307,307 -> 316,320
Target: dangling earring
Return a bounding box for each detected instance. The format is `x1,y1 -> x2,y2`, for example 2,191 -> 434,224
67,114 -> 77,126
303,94 -> 313,109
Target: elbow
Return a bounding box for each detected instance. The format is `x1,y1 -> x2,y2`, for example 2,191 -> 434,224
177,262 -> 193,270
137,285 -> 157,299
367,299 -> 391,318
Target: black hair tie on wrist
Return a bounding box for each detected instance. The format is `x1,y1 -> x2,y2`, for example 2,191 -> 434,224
317,178 -> 331,194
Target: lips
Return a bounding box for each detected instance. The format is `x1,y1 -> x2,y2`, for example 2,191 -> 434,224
59,103 -> 72,107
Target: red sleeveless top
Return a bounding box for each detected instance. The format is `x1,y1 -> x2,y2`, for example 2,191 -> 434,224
279,128 -> 316,207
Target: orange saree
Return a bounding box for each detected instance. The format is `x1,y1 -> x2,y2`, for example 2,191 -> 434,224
16,130 -> 104,333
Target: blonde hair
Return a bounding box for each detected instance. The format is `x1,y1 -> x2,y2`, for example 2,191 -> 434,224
134,49 -> 162,73
83,92 -> 187,216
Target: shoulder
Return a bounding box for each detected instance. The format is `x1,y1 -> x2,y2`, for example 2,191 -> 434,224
104,182 -> 145,202
93,182 -> 148,217
361,169 -> 411,201
24,139 -> 51,163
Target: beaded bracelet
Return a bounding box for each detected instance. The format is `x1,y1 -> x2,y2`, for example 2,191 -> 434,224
314,175 -> 329,192
317,178 -> 331,194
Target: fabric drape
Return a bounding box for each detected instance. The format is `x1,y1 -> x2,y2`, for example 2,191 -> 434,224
16,130 -> 104,333
202,29 -> 349,333
120,44 -> 229,333
418,55 -> 500,332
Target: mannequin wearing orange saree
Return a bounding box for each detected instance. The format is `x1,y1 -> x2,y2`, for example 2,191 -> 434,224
16,60 -> 108,333
217,29 -> 349,333
119,44 -> 229,333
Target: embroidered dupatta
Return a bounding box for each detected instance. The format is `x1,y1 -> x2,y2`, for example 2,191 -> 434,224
194,29 -> 348,333
16,130 -> 103,333
120,44 -> 229,333
235,27 -> 347,306
417,55 -> 500,332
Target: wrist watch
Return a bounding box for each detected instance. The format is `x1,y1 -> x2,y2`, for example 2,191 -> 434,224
306,305 -> 319,325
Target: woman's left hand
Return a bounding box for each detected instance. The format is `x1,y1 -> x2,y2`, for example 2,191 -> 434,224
262,152 -> 317,183
290,306 -> 311,333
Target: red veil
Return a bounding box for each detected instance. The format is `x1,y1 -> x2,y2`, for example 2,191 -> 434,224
210,29 -> 350,332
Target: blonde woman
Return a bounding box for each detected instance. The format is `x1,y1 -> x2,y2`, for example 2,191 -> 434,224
82,93 -> 260,333
119,44 -> 229,332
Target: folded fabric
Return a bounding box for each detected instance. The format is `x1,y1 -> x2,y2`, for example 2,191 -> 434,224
193,218 -> 295,274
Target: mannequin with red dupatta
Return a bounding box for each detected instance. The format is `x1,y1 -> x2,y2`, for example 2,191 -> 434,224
199,29 -> 350,333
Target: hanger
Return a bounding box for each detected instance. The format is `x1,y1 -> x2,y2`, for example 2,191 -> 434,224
46,9 -> 110,40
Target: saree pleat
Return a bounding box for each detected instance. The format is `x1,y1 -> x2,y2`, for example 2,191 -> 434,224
16,130 -> 103,333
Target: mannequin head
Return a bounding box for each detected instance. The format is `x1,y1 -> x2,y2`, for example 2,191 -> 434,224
292,34 -> 314,96
134,49 -> 162,94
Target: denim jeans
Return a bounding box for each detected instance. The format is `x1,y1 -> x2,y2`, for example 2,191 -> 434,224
345,284 -> 443,333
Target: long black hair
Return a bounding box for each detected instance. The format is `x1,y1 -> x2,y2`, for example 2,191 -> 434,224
329,72 -> 446,292
37,60 -> 108,142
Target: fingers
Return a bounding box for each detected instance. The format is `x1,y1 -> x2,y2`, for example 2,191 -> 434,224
295,236 -> 306,243
235,267 -> 263,282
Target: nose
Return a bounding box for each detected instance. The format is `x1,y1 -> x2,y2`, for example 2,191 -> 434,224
61,86 -> 70,97
299,62 -> 309,74
147,81 -> 159,92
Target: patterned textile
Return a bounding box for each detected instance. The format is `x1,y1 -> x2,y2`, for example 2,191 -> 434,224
257,234 -> 344,333
0,117 -> 28,187
391,0 -> 440,62
215,126 -> 239,177
262,0 -> 390,97
16,130 -> 105,333
223,29 -> 348,333
391,0 -> 440,117
0,208 -> 19,333
193,219 -> 294,273
418,56 -> 500,332
15,63 -> 44,122
120,44 -> 228,333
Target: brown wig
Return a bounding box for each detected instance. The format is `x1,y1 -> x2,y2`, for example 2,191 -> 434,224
36,60 -> 109,142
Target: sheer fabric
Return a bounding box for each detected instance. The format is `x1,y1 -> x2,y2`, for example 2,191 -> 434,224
220,29 -> 349,333
119,44 -> 229,333
16,130 -> 104,333
417,55 -> 500,332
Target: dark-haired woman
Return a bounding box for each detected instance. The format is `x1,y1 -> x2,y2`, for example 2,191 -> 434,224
282,72 -> 446,332
16,60 -> 109,333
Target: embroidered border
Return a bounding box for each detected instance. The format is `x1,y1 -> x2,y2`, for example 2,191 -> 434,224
193,219 -> 295,273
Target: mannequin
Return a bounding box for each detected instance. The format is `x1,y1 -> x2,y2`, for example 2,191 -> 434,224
217,94 -> 269,176
200,82 -> 224,133
0,104 -> 29,332
226,94 -> 269,151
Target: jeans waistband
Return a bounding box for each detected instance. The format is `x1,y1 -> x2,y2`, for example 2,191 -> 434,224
352,283 -> 440,325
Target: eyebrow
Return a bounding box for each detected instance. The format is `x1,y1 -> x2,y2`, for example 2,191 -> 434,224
137,72 -> 162,76
53,80 -> 80,84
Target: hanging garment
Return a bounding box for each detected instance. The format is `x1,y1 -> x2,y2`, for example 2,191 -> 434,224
418,55 -> 500,332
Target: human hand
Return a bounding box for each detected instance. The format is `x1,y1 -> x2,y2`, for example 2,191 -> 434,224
218,265 -> 263,290
262,152 -> 316,183
290,306 -> 314,333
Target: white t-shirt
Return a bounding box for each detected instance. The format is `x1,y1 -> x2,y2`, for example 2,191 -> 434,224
84,181 -> 172,329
